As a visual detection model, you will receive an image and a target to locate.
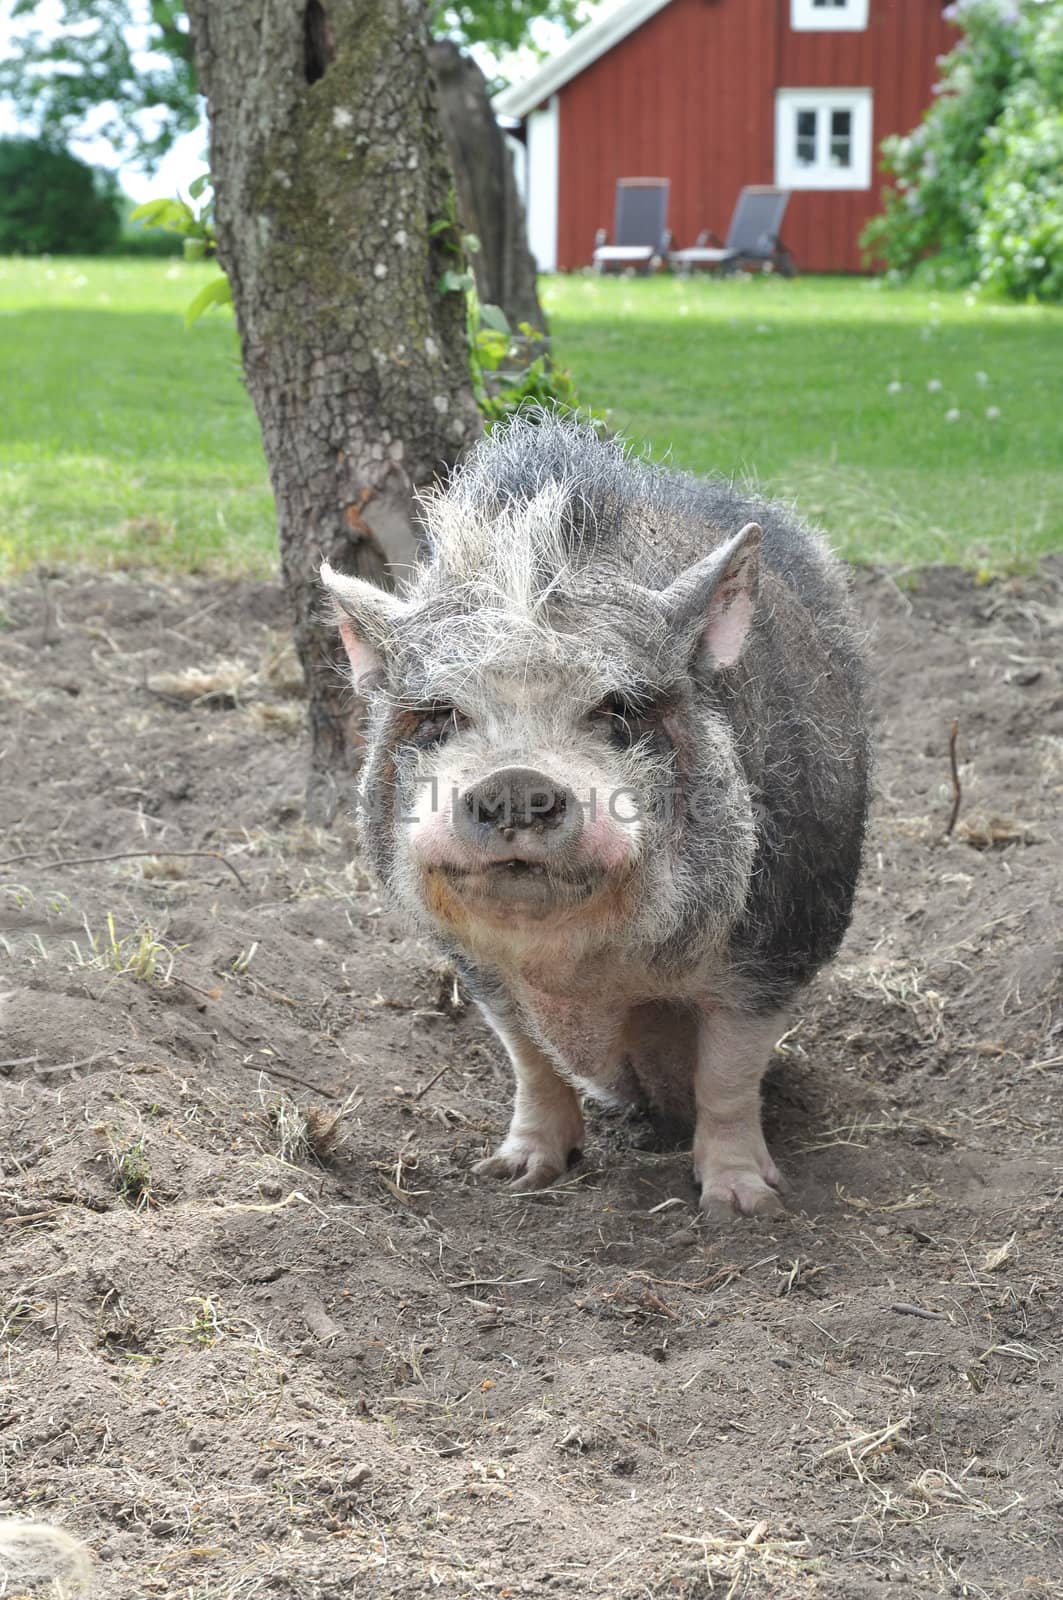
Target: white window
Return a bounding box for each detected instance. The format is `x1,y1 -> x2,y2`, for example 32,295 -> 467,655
775,89 -> 872,190
791,0 -> 869,30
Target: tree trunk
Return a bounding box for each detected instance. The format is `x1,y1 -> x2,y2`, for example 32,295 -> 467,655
428,39 -> 545,335
185,0 -> 481,822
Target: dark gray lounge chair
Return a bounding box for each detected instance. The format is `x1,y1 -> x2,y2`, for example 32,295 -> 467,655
593,178 -> 671,273
670,186 -> 795,276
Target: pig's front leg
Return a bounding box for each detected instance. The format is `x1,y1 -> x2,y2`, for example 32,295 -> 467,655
693,1007 -> 786,1218
474,1020 -> 585,1192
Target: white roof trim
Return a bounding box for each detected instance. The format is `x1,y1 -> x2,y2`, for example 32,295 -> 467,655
494,0 -> 675,118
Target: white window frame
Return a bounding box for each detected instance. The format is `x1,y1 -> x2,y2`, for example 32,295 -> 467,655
774,89 -> 873,191
791,0 -> 869,31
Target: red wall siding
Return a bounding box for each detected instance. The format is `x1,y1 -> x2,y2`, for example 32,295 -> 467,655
555,0 -> 955,273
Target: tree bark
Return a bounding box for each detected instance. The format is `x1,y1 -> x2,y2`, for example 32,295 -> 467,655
428,39 -> 545,335
185,0 -> 481,822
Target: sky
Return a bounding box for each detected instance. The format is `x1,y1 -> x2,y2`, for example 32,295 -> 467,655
0,0 -> 609,205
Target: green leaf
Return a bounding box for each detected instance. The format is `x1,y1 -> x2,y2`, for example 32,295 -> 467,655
188,172 -> 212,201
184,274 -> 232,328
129,197 -> 174,227
462,232 -> 482,255
130,197 -> 196,234
437,269 -> 475,295
474,327 -> 509,371
479,302 -> 511,334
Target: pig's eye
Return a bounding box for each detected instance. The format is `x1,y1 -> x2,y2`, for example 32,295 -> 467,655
588,693 -> 653,750
406,705 -> 466,749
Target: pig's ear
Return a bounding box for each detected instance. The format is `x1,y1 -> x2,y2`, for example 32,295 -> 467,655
661,522 -> 761,670
320,562 -> 410,688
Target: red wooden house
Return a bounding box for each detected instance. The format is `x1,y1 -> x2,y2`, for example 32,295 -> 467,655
495,0 -> 956,274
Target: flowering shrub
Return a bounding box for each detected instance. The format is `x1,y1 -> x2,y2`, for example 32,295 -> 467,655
862,0 -> 1063,301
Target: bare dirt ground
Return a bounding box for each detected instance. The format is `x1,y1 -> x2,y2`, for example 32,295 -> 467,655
0,560 -> 1060,1600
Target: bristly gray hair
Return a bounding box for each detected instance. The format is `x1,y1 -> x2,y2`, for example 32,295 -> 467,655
415,410 -> 675,603
412,408 -> 856,656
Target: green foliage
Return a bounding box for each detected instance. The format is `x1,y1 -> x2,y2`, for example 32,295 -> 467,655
129,173 -> 229,323
432,193 -> 587,422
862,0 -> 1063,301
976,73 -> 1063,299
181,271 -> 232,326
473,310 -> 582,423
0,137 -> 122,254
114,1137 -> 153,1207
0,1 -> 199,170
430,0 -> 586,57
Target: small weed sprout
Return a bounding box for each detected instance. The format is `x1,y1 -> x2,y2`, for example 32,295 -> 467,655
187,1296 -> 221,1347
114,1137 -> 153,1209
70,914 -> 182,982
230,941 -> 258,974
0,1294 -> 39,1342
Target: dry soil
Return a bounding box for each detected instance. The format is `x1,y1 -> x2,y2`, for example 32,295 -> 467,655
0,560 -> 1060,1599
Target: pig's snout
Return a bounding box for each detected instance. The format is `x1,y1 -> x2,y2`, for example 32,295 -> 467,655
456,767 -> 583,860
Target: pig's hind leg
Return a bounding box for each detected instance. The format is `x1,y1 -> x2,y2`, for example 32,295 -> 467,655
693,1008 -> 786,1219
474,1020 -> 585,1192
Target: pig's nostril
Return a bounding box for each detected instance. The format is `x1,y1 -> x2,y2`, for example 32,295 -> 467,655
466,790 -> 499,823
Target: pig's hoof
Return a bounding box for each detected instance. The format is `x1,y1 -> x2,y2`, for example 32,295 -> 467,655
699,1168 -> 785,1220
474,1139 -> 581,1192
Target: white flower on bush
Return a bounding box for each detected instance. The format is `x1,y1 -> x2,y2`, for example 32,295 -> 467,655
945,407 -> 961,423
985,406 -> 1001,420
927,378 -> 943,393
976,370 -> 989,386
886,380 -> 904,395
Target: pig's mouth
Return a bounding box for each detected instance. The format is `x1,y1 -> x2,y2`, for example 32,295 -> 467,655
439,857 -> 599,911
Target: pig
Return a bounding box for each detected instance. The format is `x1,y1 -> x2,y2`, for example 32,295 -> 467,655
322,412 -> 869,1217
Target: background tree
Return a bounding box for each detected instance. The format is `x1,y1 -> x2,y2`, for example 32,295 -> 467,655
0,137 -> 122,252
0,0 -> 588,170
0,1 -> 199,167
184,0 -> 480,821
862,0 -> 1063,303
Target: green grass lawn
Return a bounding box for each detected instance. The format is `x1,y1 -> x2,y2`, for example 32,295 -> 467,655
0,257 -> 1060,578
0,257 -> 274,577
542,272 -> 1062,570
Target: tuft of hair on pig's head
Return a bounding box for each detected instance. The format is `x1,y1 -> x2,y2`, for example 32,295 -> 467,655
321,415 -> 763,966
